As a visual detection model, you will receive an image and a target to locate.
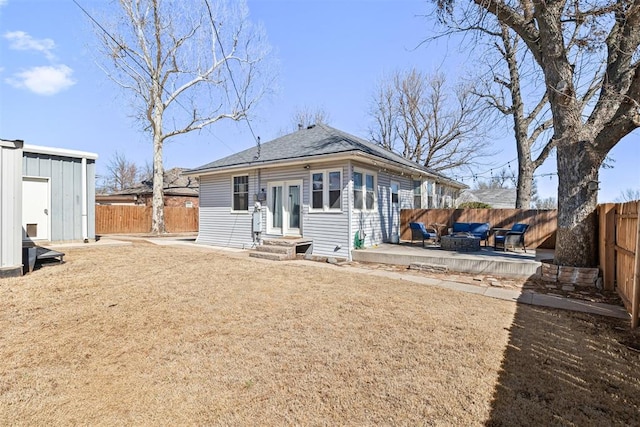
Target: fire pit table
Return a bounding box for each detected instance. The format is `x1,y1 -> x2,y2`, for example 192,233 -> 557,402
440,234 -> 481,252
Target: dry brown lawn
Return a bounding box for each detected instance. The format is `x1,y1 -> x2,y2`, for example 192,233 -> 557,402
1,241 -> 639,425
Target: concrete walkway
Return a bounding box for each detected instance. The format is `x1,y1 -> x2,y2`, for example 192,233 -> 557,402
53,236 -> 630,321
332,264 -> 630,320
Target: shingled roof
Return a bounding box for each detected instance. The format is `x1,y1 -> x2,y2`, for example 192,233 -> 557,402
109,167 -> 199,197
186,124 -> 465,188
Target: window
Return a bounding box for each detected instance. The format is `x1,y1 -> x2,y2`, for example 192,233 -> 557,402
391,182 -> 399,204
232,175 -> 249,211
354,170 -> 376,210
413,180 -> 422,208
366,174 -> 375,210
310,170 -> 342,212
353,172 -> 363,209
312,173 -> 323,209
329,171 -> 341,209
427,181 -> 434,208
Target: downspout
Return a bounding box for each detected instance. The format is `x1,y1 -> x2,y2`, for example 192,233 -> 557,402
81,157 -> 88,243
347,160 -> 353,261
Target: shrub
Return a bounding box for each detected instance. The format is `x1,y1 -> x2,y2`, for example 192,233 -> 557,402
458,201 -> 492,209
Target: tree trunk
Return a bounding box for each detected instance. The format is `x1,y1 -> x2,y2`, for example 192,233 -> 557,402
553,141 -> 600,267
151,87 -> 165,235
151,134 -> 165,234
515,161 -> 533,209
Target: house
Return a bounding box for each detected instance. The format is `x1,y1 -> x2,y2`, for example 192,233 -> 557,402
96,167 -> 199,208
23,144 -> 98,244
457,188 -> 517,209
184,124 -> 466,260
0,139 -> 23,277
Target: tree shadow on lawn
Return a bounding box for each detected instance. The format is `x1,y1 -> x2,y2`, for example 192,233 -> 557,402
486,303 -> 640,426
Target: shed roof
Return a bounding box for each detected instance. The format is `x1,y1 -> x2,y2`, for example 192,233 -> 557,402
185,124 -> 466,188
24,144 -> 98,160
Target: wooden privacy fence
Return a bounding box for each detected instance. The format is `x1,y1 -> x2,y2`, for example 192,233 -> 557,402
400,208 -> 557,249
96,205 -> 199,234
599,201 -> 640,328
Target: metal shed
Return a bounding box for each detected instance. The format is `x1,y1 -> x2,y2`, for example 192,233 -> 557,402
22,145 -> 98,243
0,139 -> 24,277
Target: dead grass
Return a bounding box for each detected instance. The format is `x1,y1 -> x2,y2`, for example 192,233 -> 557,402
0,241 -> 638,425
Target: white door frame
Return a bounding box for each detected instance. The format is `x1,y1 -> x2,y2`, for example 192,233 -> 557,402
267,180 -> 302,236
22,176 -> 51,241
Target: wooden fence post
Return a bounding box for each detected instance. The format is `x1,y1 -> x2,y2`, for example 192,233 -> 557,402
632,201 -> 640,329
599,204 -> 616,291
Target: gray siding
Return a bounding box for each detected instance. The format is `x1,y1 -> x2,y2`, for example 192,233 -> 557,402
23,153 -> 95,242
294,162 -> 350,259
197,162 -> 351,258
197,172 -> 255,249
350,163 -> 414,249
197,160 -> 429,259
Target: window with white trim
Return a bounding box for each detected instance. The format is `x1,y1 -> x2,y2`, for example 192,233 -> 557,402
353,169 -> 376,211
310,170 -> 342,212
232,175 -> 249,211
413,180 -> 422,208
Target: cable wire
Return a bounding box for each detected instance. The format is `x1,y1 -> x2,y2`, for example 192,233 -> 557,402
203,0 -> 261,160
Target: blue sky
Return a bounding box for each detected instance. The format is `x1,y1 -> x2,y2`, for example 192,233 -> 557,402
0,0 -> 637,202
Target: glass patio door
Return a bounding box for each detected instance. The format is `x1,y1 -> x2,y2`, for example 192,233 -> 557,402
287,183 -> 300,234
267,181 -> 302,236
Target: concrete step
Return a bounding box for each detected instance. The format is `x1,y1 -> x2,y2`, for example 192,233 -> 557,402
249,251 -> 289,261
262,239 -> 301,247
256,245 -> 293,255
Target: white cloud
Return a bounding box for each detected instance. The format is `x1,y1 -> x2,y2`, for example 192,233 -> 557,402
6,65 -> 75,95
4,30 -> 56,60
0,0 -> 8,7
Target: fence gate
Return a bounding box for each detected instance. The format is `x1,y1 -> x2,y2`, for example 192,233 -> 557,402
599,201 -> 640,328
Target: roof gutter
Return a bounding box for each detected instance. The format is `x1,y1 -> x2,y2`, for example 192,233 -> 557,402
24,144 -> 98,160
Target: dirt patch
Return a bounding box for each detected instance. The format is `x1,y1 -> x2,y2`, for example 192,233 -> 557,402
1,242 -> 638,425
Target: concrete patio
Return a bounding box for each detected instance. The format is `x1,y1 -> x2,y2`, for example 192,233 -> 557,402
351,241 -> 554,278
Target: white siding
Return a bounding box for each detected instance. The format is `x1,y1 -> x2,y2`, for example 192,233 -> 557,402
0,141 -> 23,273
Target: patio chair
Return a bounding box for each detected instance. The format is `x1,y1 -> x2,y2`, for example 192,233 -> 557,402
409,222 -> 439,247
494,223 -> 529,252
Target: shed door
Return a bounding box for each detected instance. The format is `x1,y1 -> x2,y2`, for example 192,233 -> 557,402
22,177 -> 50,241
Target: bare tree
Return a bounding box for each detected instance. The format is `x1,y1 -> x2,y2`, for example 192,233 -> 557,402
291,106 -> 331,130
616,188 -> 640,202
92,0 -> 273,233
101,151 -> 140,192
472,25 -> 555,208
369,68 -> 490,173
474,167 -> 516,189
433,0 -> 640,268
533,196 -> 558,210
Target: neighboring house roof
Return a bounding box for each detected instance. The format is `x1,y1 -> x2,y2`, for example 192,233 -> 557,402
103,167 -> 199,197
458,188 -> 517,208
184,124 -> 467,189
